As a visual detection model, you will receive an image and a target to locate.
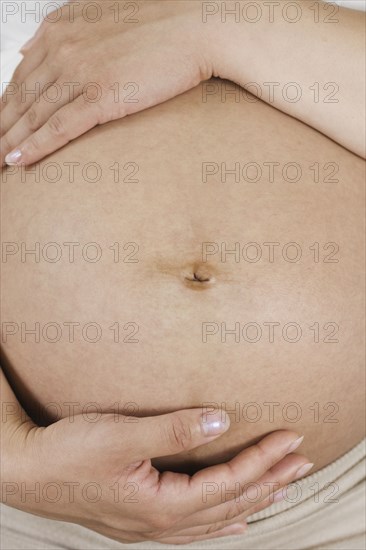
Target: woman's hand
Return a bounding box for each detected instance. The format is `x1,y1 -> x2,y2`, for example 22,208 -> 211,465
0,0 -> 213,167
2,0 -> 364,163
2,376 -> 311,544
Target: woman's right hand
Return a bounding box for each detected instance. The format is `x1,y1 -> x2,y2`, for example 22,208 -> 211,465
2,404 -> 311,545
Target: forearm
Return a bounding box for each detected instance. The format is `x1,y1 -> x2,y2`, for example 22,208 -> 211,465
207,0 -> 365,157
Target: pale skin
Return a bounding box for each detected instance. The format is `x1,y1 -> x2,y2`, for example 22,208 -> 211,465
2,369 -> 311,544
0,0 -> 365,165
1,0 -> 365,546
1,79 -> 365,543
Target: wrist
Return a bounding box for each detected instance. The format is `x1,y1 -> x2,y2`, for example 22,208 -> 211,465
201,0 -> 317,84
177,1 -> 220,81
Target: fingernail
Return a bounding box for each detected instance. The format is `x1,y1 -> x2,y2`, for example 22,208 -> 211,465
287,435 -> 304,454
5,149 -> 22,166
201,410 -> 230,437
295,462 -> 314,480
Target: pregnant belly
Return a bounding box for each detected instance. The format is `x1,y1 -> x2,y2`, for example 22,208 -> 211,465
1,80 -> 365,474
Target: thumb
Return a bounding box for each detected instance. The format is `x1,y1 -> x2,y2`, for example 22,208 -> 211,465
124,408 -> 230,462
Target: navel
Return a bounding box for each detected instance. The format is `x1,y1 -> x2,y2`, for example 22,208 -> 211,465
183,263 -> 215,289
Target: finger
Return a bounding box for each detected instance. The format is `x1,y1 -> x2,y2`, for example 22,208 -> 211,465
4,95 -> 100,166
157,522 -> 247,545
1,78 -> 79,164
162,522 -> 248,541
212,452 -> 311,519
92,522 -> 247,546
19,36 -> 38,54
245,460 -> 314,517
174,452 -> 311,533
14,44 -> 47,82
1,47 -> 47,114
187,455 -> 308,528
20,19 -> 49,54
166,430 -> 304,515
127,408 -> 231,463
1,65 -> 58,137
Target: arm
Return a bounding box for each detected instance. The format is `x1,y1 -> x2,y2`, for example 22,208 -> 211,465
208,0 -> 365,157
2,1 -> 363,165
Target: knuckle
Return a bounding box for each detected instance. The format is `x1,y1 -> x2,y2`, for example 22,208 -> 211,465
1,134 -> 12,153
54,9 -> 68,24
83,84 -> 101,103
164,415 -> 193,453
93,99 -> 115,125
26,107 -> 39,131
95,106 -> 112,125
11,91 -> 23,110
224,503 -> 240,522
60,9 -> 71,22
12,68 -> 22,84
251,440 -> 272,467
27,134 -> 40,153
47,114 -> 66,138
205,522 -> 221,535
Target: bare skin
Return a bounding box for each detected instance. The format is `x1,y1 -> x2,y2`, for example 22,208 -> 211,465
2,368 -> 312,544
1,80 -> 365,480
0,0 -> 365,164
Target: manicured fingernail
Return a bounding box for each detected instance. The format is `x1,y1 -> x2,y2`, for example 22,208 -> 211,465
201,410 -> 230,437
5,149 -> 22,165
287,435 -> 304,454
295,462 -> 314,480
